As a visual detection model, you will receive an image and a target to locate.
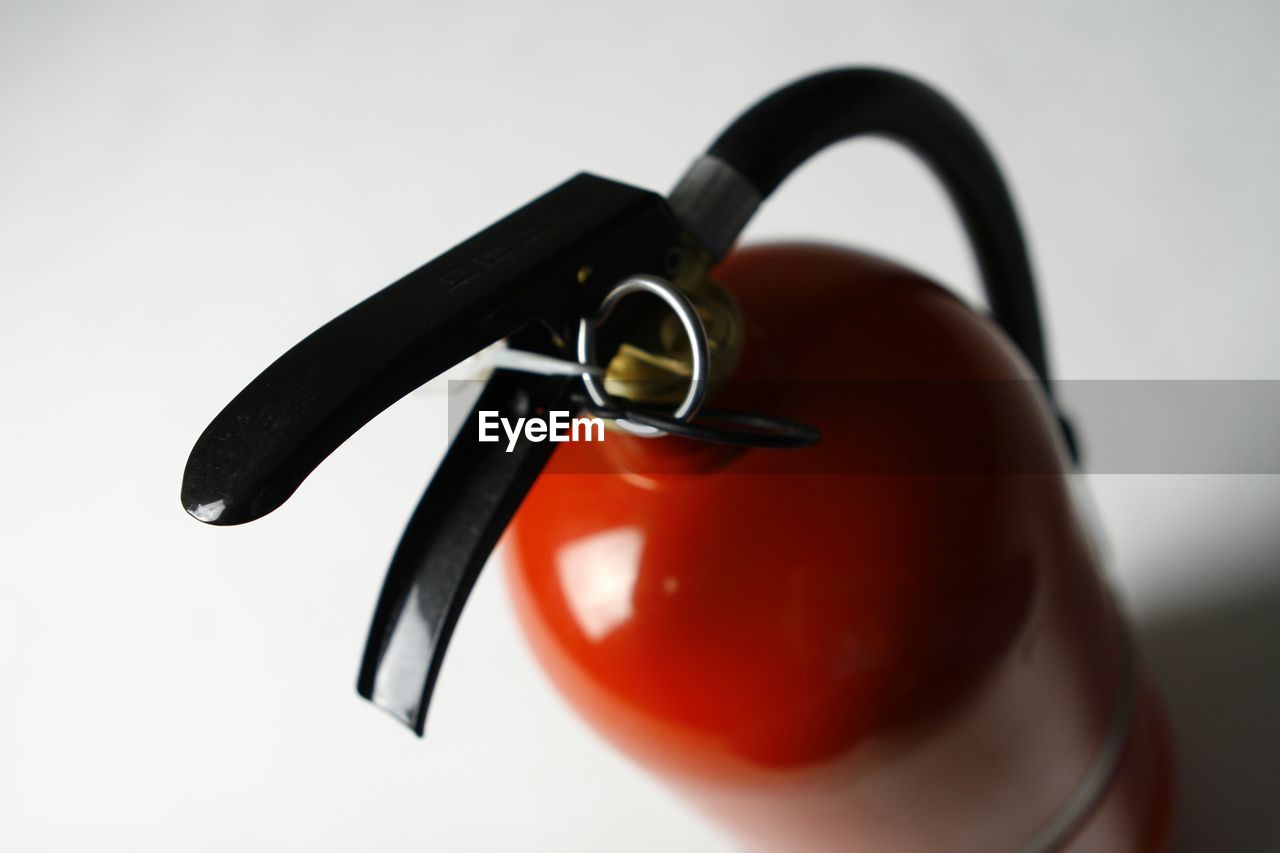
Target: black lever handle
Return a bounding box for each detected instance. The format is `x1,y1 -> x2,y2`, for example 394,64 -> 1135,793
182,172 -> 681,526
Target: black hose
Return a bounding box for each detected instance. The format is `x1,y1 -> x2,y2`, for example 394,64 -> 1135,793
704,68 -> 1054,402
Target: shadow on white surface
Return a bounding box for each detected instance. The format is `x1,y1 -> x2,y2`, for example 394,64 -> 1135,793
1139,542 -> 1280,852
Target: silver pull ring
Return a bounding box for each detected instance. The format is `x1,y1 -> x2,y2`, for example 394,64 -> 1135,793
576,274 -> 710,437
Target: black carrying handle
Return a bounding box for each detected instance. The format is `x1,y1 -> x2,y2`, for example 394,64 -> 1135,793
358,370 -> 579,733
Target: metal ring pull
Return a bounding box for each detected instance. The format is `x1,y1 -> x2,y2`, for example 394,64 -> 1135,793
577,274 -> 710,437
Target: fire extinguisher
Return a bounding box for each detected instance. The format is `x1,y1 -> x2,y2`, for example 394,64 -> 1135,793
182,68 -> 1175,851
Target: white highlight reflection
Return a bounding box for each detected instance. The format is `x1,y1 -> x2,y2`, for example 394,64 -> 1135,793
190,499 -> 225,522
557,527 -> 643,641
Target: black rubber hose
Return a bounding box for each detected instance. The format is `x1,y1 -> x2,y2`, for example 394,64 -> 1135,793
706,68 -> 1053,395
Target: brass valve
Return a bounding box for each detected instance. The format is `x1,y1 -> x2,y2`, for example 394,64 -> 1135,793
602,246 -> 744,406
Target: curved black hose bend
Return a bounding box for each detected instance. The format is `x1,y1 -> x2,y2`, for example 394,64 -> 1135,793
667,67 -> 1069,443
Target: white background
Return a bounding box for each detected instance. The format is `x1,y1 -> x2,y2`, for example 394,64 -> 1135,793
3,1 -> 1279,850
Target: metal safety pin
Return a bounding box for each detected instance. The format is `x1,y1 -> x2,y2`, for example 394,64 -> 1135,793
491,347 -> 605,378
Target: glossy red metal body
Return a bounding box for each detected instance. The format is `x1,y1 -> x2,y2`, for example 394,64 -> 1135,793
506,244 -> 1174,851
